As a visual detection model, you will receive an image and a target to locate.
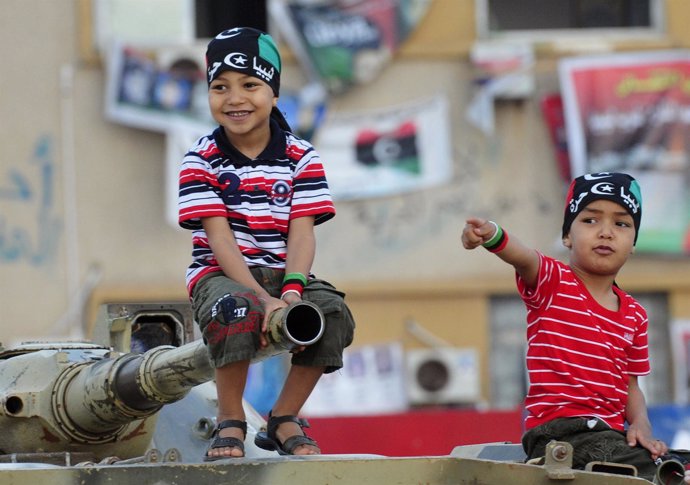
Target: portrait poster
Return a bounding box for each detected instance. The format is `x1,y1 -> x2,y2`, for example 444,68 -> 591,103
104,42 -> 212,132
559,50 -> 690,254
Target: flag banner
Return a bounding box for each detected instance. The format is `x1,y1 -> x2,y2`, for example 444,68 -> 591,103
315,96 -> 453,200
270,0 -> 431,94
560,51 -> 690,254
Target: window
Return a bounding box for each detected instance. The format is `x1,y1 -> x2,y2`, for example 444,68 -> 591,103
87,0 -> 268,60
488,295 -> 528,409
476,0 -> 664,41
195,0 -> 267,38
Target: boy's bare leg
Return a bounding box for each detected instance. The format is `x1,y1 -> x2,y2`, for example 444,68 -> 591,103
208,360 -> 250,459
271,365 -> 325,455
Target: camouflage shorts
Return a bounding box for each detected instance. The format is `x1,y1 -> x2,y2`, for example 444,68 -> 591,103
192,268 -> 355,372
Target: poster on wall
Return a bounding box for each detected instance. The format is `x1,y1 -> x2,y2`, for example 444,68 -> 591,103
301,342 -> 408,416
269,0 -> 431,94
559,51 -> 690,254
104,42 -> 212,132
315,95 -> 453,200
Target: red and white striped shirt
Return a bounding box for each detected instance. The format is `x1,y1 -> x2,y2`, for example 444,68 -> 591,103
517,252 -> 649,431
178,122 -> 335,295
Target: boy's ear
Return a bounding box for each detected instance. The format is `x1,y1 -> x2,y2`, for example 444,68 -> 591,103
562,236 -> 572,249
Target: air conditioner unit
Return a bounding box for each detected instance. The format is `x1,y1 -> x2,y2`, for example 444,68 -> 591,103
405,347 -> 480,405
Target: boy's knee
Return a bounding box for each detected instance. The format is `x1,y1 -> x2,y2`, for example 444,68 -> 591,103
316,301 -> 355,356
304,281 -> 351,320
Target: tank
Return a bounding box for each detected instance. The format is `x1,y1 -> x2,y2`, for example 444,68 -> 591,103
0,302 -> 667,484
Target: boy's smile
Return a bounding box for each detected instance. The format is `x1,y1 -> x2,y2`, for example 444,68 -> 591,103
209,70 -> 277,158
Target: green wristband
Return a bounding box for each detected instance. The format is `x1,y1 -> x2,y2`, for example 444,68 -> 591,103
482,221 -> 503,248
283,272 -> 308,286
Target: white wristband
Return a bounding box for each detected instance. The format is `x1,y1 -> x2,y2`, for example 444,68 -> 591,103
486,220 -> 499,242
281,289 -> 302,300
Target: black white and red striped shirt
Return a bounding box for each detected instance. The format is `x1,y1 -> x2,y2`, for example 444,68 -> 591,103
178,121 -> 335,295
517,252 -> 649,431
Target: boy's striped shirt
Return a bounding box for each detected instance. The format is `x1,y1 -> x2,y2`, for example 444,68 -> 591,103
178,124 -> 335,295
517,252 -> 649,431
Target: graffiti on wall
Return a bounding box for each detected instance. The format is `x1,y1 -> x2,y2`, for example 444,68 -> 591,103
344,144 -> 555,251
0,135 -> 61,265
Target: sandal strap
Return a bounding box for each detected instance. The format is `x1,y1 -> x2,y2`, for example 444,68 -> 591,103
281,434 -> 319,455
267,414 -> 310,435
208,436 -> 245,451
216,419 -> 247,437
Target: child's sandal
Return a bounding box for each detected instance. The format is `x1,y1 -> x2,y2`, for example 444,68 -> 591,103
203,419 -> 247,461
254,414 -> 320,455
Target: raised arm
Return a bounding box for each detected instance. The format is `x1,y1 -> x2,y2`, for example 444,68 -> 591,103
461,217 -> 540,288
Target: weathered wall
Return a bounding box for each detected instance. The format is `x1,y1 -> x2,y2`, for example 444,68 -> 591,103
3,1 -> 690,403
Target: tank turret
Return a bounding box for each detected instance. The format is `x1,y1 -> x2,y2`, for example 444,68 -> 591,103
0,300 -> 324,463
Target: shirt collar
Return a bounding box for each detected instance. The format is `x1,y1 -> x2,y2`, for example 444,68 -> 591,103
213,117 -> 286,164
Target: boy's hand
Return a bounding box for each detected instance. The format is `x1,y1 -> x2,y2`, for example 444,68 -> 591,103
281,292 -> 302,305
626,423 -> 668,460
462,218 -> 498,249
280,292 -> 307,353
259,296 -> 287,348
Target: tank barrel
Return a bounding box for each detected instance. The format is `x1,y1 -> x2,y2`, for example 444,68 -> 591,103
0,301 -> 325,458
57,339 -> 213,440
58,301 -> 323,436
254,301 -> 325,362
114,339 -> 213,410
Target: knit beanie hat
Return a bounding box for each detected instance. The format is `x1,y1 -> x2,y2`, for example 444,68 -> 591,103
562,172 -> 642,244
206,27 -> 281,96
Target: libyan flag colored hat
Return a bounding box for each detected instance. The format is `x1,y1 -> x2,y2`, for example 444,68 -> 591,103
562,172 -> 642,244
205,27 -> 282,96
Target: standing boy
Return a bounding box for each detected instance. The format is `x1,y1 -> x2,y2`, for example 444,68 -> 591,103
179,27 -> 355,460
461,172 -> 689,482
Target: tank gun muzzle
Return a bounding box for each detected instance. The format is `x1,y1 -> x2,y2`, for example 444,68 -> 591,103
654,456 -> 688,485
255,300 -> 325,361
